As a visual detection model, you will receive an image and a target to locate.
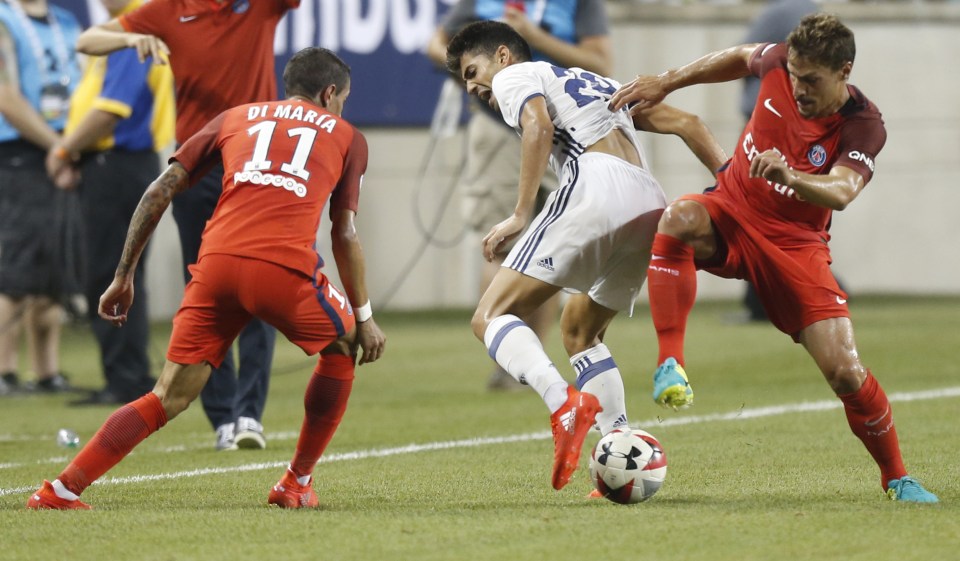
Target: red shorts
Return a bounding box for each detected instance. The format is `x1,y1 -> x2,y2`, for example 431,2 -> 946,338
167,254 -> 355,367
683,192 -> 848,340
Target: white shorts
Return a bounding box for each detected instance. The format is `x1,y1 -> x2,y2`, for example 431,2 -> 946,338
504,152 -> 666,313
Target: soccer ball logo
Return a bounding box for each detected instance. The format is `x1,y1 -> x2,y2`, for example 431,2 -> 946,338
589,429 -> 667,504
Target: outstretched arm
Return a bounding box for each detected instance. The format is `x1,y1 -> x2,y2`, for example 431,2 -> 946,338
76,19 -> 169,63
330,209 -> 386,365
609,44 -> 760,113
633,103 -> 728,177
99,163 -> 189,325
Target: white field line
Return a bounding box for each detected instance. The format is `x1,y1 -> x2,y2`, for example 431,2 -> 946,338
2,386 -> 958,498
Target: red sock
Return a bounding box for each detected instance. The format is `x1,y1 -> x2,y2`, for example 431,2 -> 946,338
838,372 -> 907,489
57,392 -> 167,495
289,354 -> 355,478
647,233 -> 697,365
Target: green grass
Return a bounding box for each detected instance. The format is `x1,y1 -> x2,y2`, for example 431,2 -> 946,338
1,297 -> 958,561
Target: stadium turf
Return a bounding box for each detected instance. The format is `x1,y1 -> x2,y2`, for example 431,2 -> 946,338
2,297 -> 957,560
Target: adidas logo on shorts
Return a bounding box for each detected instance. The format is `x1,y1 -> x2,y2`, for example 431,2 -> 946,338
537,257 -> 555,271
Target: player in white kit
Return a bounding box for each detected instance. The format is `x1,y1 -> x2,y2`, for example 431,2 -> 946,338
446,20 -> 726,491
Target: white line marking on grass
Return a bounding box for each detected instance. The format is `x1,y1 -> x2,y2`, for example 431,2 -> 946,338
2,386 -> 958,498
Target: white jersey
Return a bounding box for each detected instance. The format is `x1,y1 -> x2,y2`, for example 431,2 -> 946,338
492,61 -> 647,174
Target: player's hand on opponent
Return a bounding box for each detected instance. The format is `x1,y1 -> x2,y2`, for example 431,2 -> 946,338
356,319 -> 386,365
98,277 -> 134,327
749,149 -> 793,186
481,215 -> 526,262
126,33 -> 170,64
608,74 -> 670,115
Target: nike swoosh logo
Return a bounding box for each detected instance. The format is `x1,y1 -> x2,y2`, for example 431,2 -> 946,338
836,296 -> 847,305
180,15 -> 198,22
763,98 -> 782,118
865,405 -> 890,426
650,255 -> 665,261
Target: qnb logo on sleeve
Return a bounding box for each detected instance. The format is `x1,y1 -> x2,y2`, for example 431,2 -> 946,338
847,150 -> 875,172
233,171 -> 307,198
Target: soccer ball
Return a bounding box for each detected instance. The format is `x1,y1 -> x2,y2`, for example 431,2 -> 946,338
589,429 -> 667,504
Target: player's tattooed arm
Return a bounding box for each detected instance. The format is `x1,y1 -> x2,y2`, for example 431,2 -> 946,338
115,164 -> 189,279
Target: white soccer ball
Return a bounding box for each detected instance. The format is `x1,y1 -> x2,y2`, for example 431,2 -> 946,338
589,429 -> 667,504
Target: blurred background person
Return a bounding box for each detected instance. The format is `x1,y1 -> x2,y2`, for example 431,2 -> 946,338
74,0 -> 298,449
736,0 -> 819,323
0,0 -> 82,396
46,0 -> 174,406
426,0 -> 611,391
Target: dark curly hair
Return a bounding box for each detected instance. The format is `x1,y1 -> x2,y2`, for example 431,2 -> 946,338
445,20 -> 532,77
787,13 -> 856,71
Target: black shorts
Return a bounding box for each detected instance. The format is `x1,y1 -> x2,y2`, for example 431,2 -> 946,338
0,144 -> 83,299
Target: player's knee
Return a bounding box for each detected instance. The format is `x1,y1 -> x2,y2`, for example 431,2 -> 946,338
470,309 -> 489,342
658,200 -> 708,240
825,363 -> 867,395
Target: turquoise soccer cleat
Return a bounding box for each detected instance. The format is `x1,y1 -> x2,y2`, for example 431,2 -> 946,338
652,357 -> 693,410
886,476 -> 939,503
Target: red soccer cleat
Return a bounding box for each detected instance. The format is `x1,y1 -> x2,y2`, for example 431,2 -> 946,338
550,387 -> 601,490
26,480 -> 92,510
267,470 -> 319,509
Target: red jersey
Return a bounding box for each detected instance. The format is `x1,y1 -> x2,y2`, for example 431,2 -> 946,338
119,0 -> 299,144
716,43 -> 886,246
171,99 -> 367,277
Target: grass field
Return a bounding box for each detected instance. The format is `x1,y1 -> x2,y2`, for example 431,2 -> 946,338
1,296 -> 958,561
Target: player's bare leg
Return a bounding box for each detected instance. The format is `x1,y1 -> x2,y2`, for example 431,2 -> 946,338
800,318 -> 938,502
473,268 -> 600,490
27,361 -> 212,509
647,200 -> 717,409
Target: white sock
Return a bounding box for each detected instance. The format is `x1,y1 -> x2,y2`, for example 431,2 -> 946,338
289,466 -> 311,486
52,479 -> 80,501
484,314 -> 568,413
571,343 -> 628,434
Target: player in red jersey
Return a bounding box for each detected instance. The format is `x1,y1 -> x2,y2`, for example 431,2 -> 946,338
609,14 -> 937,502
74,0 -> 300,449
26,48 -> 386,510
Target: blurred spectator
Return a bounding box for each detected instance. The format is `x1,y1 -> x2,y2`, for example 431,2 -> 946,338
0,0 -> 82,395
426,0 -> 611,391
47,0 -> 175,406
738,0 -> 819,322
75,0 -> 298,449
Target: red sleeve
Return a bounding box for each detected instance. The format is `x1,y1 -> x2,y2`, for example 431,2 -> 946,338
329,130 -> 368,216
833,115 -> 886,185
118,0 -> 169,37
748,43 -> 784,79
170,111 -> 228,185
282,0 -> 300,10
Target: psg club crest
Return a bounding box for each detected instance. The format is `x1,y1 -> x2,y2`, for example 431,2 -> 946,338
232,0 -> 249,13
807,144 -> 827,167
